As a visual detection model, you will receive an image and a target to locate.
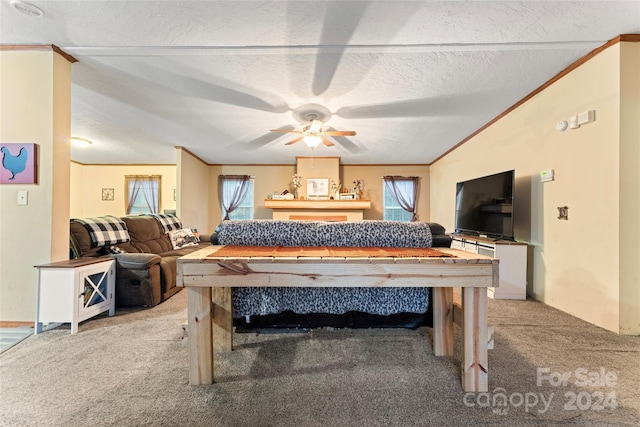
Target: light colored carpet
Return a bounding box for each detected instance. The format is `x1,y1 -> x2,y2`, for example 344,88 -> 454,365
1,289 -> 639,427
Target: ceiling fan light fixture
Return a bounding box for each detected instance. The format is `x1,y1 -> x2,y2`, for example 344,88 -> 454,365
303,135 -> 322,148
308,119 -> 323,133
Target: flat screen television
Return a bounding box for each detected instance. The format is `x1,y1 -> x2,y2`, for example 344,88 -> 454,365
454,170 -> 515,240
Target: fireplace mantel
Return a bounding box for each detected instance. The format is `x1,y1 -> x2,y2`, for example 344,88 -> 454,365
264,199 -> 371,221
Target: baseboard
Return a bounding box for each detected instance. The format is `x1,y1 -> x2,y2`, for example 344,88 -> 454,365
0,321 -> 33,328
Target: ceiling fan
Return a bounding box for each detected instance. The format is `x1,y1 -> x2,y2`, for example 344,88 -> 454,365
270,114 -> 356,148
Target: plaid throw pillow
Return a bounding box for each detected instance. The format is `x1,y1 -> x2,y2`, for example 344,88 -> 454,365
73,216 -> 130,247
151,213 -> 182,233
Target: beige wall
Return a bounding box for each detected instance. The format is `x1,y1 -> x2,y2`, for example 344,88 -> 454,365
199,163 -> 430,224
342,165 -> 430,222
176,149 -> 209,232
296,156 -> 340,198
69,164 -> 176,218
618,42 -> 640,334
208,164 -> 297,224
430,42 -> 638,334
70,161 -> 83,215
70,157 -> 431,236
0,49 -> 72,321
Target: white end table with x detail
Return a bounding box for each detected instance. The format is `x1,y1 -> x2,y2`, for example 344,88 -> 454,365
35,258 -> 115,334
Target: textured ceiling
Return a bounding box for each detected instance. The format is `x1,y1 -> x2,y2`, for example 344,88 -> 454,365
2,1 -> 639,165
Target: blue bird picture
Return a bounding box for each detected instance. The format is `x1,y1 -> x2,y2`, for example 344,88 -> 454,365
0,143 -> 37,184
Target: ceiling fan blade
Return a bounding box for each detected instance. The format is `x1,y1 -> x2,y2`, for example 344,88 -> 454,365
325,127 -> 363,154
285,136 -> 305,146
324,130 -> 356,136
243,131 -> 290,150
311,2 -> 370,96
335,92 -> 492,119
83,58 -> 290,114
321,137 -> 335,147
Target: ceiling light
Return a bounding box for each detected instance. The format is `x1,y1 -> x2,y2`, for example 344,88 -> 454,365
71,137 -> 93,148
10,0 -> 44,17
303,135 -> 322,148
308,119 -> 323,133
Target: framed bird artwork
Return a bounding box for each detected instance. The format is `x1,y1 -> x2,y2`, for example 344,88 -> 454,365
1,143 -> 37,184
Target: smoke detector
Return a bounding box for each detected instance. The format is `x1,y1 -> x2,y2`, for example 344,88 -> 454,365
11,0 -> 44,17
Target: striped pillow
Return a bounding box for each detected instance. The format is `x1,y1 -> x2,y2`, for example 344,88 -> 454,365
72,216 -> 130,247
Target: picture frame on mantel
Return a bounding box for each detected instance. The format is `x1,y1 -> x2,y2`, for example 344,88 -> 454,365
307,178 -> 329,198
296,156 -> 339,198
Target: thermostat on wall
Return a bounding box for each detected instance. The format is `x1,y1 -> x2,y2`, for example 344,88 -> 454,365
540,169 -> 555,182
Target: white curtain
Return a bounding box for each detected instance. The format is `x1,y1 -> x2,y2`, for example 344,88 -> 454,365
126,175 -> 160,214
219,175 -> 251,220
383,176 -> 419,221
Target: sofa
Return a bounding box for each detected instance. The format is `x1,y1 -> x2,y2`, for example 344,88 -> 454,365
70,214 -> 211,308
215,219 -> 452,330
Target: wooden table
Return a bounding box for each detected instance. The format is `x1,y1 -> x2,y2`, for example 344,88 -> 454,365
177,246 -> 498,392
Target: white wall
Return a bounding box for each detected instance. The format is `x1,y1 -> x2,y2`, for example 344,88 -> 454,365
430,41 -> 638,334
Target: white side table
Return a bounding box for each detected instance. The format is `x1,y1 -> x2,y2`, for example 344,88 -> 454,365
35,258 -> 116,334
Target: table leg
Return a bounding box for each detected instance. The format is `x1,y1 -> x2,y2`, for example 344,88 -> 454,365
212,287 -> 233,352
432,287 -> 454,356
188,287 -> 213,385
462,287 -> 488,392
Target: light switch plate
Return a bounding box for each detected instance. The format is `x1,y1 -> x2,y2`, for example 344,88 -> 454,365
18,190 -> 28,205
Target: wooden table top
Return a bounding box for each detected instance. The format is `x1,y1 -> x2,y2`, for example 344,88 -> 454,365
178,245 -> 497,266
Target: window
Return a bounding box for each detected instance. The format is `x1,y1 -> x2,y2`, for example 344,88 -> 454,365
226,180 -> 254,220
219,175 -> 254,220
382,176 -> 418,222
125,175 -> 161,214
383,186 -> 413,221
